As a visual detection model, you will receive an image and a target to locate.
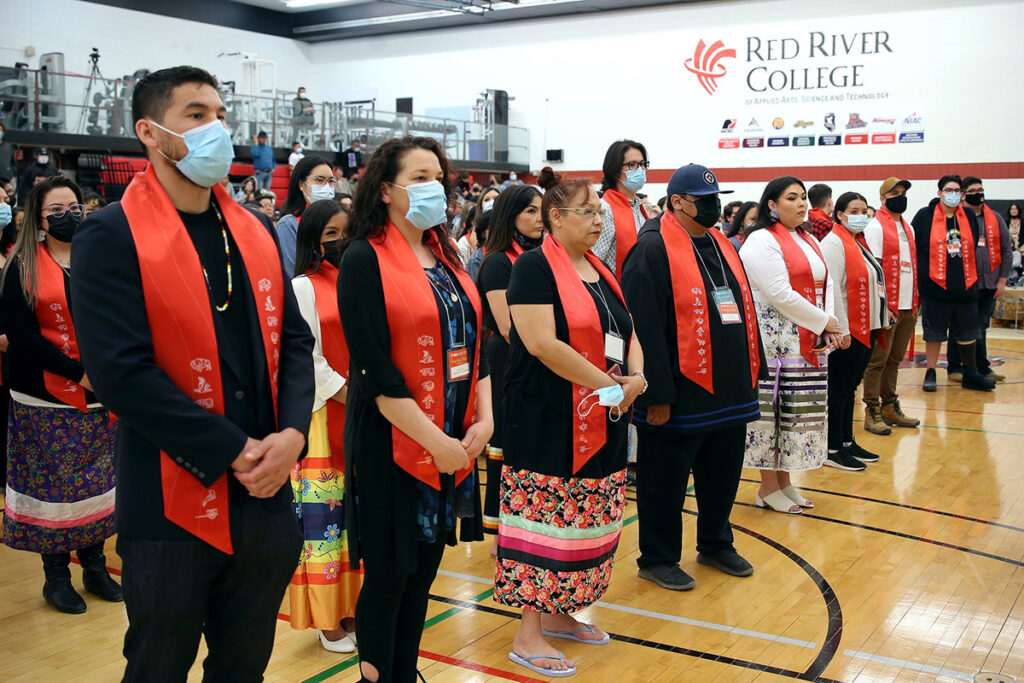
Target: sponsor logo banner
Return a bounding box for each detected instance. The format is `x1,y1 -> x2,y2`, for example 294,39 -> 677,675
719,138 -> 741,149
871,133 -> 896,144
819,135 -> 842,146
793,136 -> 815,146
899,132 -> 925,143
742,138 -> 765,148
844,134 -> 868,144
767,137 -> 790,147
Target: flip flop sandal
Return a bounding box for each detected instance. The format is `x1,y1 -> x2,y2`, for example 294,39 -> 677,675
541,622 -> 611,645
508,650 -> 577,677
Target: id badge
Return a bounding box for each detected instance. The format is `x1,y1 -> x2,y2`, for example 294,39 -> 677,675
711,286 -> 742,325
604,332 -> 625,365
900,259 -> 912,273
947,238 -> 961,257
877,281 -> 885,298
448,347 -> 470,382
978,237 -> 986,247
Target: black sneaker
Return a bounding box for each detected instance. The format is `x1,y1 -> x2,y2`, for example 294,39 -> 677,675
824,448 -> 866,471
923,368 -> 937,392
847,441 -> 879,463
697,549 -> 754,577
638,564 -> 696,591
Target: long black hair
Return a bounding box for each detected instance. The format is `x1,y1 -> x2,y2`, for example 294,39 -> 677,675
600,139 -> 647,192
1006,202 -> 1022,222
343,136 -> 460,268
751,176 -> 806,232
281,156 -> 333,218
832,191 -> 867,224
481,184 -> 541,258
727,201 -> 757,238
293,199 -> 347,277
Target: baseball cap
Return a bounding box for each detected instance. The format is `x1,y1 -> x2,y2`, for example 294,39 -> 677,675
879,177 -> 911,195
257,130 -> 268,138
666,164 -> 733,198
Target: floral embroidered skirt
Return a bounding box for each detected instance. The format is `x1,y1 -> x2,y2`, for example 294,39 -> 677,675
3,400 -> 115,554
745,301 -> 828,472
288,407 -> 362,630
494,466 -> 626,614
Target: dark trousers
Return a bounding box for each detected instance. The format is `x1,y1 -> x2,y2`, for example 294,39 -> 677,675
355,539 -> 447,683
118,500 -> 302,683
946,288 -> 997,374
826,334 -> 876,451
635,424 -> 745,568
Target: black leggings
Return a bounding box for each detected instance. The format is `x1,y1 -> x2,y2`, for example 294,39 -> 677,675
826,333 -> 876,450
355,539 -> 447,683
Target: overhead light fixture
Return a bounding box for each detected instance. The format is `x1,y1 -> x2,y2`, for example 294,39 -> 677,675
285,0 -> 372,9
294,0 -> 585,34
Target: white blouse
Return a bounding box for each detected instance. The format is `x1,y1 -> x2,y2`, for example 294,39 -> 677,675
292,274 -> 346,413
820,230 -> 887,336
740,228 -> 835,334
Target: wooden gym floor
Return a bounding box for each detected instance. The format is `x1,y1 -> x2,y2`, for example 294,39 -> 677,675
2,329 -> 1023,682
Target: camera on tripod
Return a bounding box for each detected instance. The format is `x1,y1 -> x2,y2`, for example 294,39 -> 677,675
89,48 -> 100,65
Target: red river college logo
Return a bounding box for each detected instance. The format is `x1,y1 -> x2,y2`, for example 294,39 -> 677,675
685,40 -> 735,95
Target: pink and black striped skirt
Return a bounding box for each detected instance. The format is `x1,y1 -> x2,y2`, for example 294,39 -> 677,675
493,465 -> 626,614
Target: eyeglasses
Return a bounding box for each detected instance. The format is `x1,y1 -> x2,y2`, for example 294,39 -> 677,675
558,206 -> 606,219
964,190 -> 984,195
44,203 -> 85,218
307,176 -> 337,187
622,161 -> 650,171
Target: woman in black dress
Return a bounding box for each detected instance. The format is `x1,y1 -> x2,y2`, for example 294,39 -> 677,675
338,136 -> 491,683
476,184 -> 543,553
495,168 -> 645,677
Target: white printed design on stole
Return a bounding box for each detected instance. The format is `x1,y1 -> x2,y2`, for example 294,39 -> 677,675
417,335 -> 437,412
264,296 -> 276,312
692,288 -> 709,375
190,358 -> 215,407
195,489 -> 219,520
47,303 -> 79,395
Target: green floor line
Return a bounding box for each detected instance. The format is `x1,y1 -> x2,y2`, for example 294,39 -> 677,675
300,587 -> 493,683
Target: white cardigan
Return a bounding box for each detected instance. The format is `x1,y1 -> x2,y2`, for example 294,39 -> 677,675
740,228 -> 835,334
819,229 -> 887,337
292,274 -> 346,413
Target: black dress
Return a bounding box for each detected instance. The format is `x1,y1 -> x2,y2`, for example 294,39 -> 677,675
338,238 -> 484,576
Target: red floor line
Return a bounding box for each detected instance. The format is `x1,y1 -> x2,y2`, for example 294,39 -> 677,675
273,612 -> 543,683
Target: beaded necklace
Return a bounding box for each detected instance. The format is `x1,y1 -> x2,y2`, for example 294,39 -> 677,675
201,200 -> 232,312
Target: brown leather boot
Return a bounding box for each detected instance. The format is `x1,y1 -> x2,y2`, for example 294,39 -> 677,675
882,399 -> 920,428
863,405 -> 892,435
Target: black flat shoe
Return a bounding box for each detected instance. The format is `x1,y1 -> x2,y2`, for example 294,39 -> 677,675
697,550 -> 754,577
638,564 -> 696,591
922,368 -> 937,392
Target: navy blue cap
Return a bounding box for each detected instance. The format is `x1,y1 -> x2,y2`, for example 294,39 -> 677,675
666,164 -> 733,198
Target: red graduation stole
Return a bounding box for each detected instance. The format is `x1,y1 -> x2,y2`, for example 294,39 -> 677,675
541,234 -> 629,474
929,203 -> 976,290
34,245 -> 88,410
506,239 -> 524,265
308,262 -> 348,458
603,188 -> 648,280
659,211 -> 759,393
832,224 -> 872,349
981,204 -> 1002,272
876,207 -> 917,315
766,223 -> 829,367
369,222 -> 481,490
121,165 -> 284,555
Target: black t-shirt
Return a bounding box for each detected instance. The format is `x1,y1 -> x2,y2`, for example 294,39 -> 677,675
503,249 -> 632,478
478,250 -> 514,335
622,221 -> 763,433
178,204 -> 257,406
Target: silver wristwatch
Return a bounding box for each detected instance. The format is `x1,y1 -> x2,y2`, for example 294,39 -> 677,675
633,371 -> 648,394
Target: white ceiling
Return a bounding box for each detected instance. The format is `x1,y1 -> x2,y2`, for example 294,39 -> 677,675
232,0 -> 374,13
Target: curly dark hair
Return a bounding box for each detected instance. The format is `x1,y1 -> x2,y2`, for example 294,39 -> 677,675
343,136 -> 460,268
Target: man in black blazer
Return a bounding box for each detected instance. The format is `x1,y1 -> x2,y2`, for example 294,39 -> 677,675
71,66 -> 314,681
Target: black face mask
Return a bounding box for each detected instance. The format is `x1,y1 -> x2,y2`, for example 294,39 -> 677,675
681,195 -> 721,228
884,195 -> 908,215
46,212 -> 81,243
321,239 -> 342,267
513,229 -> 543,252
964,193 -> 985,207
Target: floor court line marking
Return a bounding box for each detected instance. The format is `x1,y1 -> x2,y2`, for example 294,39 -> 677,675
841,649 -> 973,680
736,478 -> 1024,533
436,569 -> 818,649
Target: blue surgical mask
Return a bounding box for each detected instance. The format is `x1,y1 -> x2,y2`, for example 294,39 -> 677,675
622,167 -> 646,192
577,384 -> 625,420
307,181 -> 335,203
150,119 -> 235,188
942,191 -> 961,208
482,200 -> 494,212
845,213 -> 869,233
0,202 -> 10,227
393,180 -> 448,230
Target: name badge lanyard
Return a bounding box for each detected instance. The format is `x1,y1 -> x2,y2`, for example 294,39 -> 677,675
691,236 -> 743,325
584,274 -> 626,365
426,266 -> 471,382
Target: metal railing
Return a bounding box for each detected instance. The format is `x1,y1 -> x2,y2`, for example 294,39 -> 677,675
0,66 -> 530,165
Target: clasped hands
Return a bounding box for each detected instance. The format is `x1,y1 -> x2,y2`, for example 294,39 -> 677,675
231,427 -> 306,498
429,419 -> 494,475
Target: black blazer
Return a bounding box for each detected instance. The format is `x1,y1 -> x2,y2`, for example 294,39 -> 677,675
70,202 -> 314,542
